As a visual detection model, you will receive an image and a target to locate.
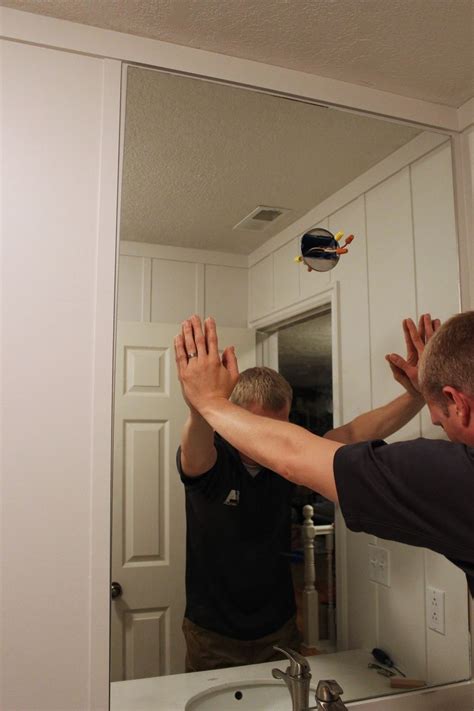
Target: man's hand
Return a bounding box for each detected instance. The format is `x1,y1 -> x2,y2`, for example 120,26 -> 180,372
174,315 -> 239,413
386,313 -> 441,396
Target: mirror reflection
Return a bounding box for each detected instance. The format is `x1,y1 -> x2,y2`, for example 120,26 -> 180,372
110,65 -> 470,703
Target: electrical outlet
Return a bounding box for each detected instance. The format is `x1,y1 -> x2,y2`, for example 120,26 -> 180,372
368,545 -> 390,586
427,587 -> 445,634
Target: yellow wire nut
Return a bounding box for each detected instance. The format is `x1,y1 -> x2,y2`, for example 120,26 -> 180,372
294,256 -> 303,263
334,231 -> 344,242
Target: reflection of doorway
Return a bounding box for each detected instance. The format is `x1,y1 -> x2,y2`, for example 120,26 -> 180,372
261,308 -> 337,646
271,308 -> 335,525
278,310 -> 333,436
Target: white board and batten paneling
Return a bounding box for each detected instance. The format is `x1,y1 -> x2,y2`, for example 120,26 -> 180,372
410,145 -> 471,683
328,198 -> 375,651
248,138 -> 470,685
364,167 -> 426,680
119,242 -> 248,328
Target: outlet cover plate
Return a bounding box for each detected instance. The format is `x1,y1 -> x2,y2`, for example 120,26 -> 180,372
427,586 -> 445,634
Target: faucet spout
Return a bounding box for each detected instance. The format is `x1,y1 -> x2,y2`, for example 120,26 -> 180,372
271,646 -> 311,711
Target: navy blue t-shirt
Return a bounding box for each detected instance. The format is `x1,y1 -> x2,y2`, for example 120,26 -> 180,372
334,438 -> 474,594
177,434 -> 296,640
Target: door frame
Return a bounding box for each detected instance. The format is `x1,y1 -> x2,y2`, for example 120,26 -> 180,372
256,285 -> 350,651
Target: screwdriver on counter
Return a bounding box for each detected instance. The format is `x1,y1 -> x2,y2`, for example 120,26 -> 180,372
371,648 -> 406,677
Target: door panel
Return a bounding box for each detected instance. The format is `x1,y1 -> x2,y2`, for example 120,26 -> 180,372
111,322 -> 256,680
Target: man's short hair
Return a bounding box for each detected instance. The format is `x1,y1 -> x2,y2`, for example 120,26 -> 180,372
230,367 -> 293,411
420,311 -> 474,405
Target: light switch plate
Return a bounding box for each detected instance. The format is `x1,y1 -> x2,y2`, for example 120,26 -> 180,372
368,544 -> 390,586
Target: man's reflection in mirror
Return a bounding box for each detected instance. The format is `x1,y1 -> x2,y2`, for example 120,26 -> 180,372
177,356 -> 424,671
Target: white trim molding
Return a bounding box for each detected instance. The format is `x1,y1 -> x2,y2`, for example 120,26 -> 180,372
120,240 -> 248,268
251,283 -> 341,436
451,129 -> 474,311
458,98 -> 474,132
89,58 -> 122,711
252,284 -> 349,650
0,6 -> 460,132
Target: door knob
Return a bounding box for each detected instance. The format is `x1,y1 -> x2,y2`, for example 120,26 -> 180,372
111,581 -> 123,599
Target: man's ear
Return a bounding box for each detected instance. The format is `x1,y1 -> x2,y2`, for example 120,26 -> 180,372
442,386 -> 471,427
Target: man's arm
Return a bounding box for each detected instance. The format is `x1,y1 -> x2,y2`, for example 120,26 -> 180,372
324,392 -> 423,444
178,319 -> 217,477
175,315 -> 341,498
326,314 -> 440,444
198,397 -> 341,501
180,408 -> 217,477
174,313 -> 438,493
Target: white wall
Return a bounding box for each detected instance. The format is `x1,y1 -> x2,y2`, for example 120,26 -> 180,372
1,40 -> 120,711
118,242 -> 248,327
248,140 -> 471,684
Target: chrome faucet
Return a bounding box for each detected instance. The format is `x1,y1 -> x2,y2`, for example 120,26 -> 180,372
272,646 -> 348,711
272,646 -> 311,711
314,679 -> 347,710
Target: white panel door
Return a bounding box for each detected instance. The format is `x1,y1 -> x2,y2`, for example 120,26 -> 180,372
111,321 -> 256,680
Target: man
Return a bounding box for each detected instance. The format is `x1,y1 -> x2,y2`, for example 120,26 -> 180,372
177,318 -> 430,671
175,313 -> 474,601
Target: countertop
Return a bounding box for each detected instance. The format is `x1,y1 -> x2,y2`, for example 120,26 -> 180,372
111,649 -> 407,711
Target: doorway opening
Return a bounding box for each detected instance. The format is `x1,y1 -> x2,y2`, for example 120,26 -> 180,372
261,306 -> 337,648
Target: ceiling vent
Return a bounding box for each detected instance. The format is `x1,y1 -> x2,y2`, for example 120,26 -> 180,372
233,205 -> 291,232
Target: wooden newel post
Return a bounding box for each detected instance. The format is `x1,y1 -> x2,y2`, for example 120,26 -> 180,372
302,504 -> 319,649
301,505 -> 335,652
326,525 -> 336,644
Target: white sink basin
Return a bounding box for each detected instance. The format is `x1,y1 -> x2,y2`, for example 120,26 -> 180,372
185,679 -> 310,711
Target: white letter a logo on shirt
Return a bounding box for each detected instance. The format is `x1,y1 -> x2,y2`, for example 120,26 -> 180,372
223,489 -> 240,506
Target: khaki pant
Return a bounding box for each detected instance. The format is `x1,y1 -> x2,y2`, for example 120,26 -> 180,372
182,616 -> 302,672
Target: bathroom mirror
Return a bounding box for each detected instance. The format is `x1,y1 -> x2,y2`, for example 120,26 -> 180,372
110,65 -> 471,702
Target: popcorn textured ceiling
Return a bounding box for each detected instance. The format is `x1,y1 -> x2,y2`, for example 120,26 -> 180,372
119,67 -> 420,254
2,0 -> 473,107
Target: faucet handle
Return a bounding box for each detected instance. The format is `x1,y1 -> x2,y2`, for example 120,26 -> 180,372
316,679 -> 344,702
273,646 -> 311,677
